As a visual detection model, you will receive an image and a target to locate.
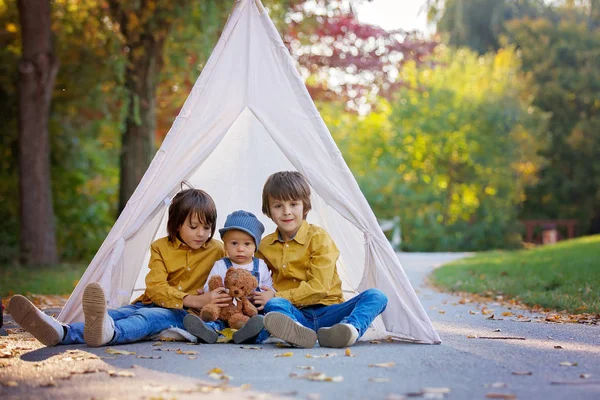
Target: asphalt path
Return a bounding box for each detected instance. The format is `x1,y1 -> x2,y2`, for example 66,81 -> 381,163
1,252 -> 599,399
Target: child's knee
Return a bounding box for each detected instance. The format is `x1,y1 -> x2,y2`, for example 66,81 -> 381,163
263,297 -> 291,312
365,288 -> 388,307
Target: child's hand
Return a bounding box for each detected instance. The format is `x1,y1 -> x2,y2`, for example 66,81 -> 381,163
207,287 -> 231,308
183,288 -> 231,309
253,287 -> 275,311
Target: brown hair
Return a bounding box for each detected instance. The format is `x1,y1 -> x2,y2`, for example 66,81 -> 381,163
167,189 -> 217,243
261,171 -> 312,219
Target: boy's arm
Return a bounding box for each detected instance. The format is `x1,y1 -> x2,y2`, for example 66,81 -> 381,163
144,244 -> 188,309
203,260 -> 226,292
274,233 -> 340,306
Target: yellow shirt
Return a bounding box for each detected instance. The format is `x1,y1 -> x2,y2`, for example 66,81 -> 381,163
257,220 -> 343,307
134,236 -> 225,309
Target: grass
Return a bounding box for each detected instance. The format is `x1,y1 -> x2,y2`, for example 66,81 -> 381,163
0,263 -> 87,297
431,235 -> 600,314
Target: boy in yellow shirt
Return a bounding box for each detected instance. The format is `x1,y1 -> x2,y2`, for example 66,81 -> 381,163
253,171 -> 388,348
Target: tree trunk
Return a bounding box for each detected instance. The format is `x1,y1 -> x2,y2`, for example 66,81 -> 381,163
17,0 -> 59,265
118,37 -> 163,214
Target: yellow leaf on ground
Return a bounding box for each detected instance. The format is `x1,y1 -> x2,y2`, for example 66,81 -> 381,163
306,353 -> 337,358
345,348 -> 356,357
501,312 -> 514,317
369,362 -> 395,368
275,352 -> 294,357
176,349 -> 198,355
216,328 -> 235,343
207,367 -> 223,374
105,348 -> 136,355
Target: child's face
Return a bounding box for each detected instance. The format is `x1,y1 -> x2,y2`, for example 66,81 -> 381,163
268,197 -> 304,241
178,213 -> 211,250
223,230 -> 255,265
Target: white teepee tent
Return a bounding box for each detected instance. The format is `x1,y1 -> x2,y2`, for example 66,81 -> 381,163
58,0 -> 441,344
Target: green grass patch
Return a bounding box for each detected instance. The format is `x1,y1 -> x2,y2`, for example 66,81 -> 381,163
431,235 -> 600,314
0,263 -> 87,297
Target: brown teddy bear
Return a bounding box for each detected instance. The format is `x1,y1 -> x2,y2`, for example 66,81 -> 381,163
199,267 -> 258,329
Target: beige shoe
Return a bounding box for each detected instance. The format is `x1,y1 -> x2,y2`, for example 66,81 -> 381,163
8,295 -> 64,346
82,283 -> 115,347
317,323 -> 358,348
264,312 -> 316,348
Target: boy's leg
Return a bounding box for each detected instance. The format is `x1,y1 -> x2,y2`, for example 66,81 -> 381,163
183,314 -> 221,344
62,302 -> 146,345
315,289 -> 388,348
109,305 -> 187,345
8,295 -> 65,346
263,297 -> 317,348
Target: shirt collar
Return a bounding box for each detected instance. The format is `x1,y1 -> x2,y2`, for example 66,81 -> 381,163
272,220 -> 309,245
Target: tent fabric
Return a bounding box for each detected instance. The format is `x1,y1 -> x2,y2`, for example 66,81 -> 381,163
58,0 -> 441,344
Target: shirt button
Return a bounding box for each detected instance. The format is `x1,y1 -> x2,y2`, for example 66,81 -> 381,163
161,302 -> 164,305
282,264 -> 286,268
187,268 -> 191,271
176,304 -> 179,307
285,244 -> 289,247
179,286 -> 182,290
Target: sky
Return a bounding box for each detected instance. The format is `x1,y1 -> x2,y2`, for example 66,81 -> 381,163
353,0 -> 434,34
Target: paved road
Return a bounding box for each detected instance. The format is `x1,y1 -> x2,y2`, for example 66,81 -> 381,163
1,253 -> 599,399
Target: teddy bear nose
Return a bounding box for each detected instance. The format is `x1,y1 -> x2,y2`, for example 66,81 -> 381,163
233,290 -> 239,295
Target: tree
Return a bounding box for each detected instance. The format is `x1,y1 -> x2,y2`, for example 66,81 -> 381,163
426,0 -> 548,54
506,4 -> 600,233
285,0 -> 437,111
17,0 -> 58,265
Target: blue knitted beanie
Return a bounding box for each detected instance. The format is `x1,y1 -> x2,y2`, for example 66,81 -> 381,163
219,210 -> 265,250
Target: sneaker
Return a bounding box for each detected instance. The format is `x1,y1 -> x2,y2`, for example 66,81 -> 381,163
82,283 -> 115,347
317,323 -> 359,348
233,315 -> 264,344
183,314 -> 218,344
8,295 -> 64,346
264,312 -> 316,348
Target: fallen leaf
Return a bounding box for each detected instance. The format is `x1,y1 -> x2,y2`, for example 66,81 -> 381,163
438,310 -> 446,314
152,342 -> 163,346
370,340 -> 381,344
486,394 -> 516,399
275,352 -> 294,357
553,345 -> 563,349
2,381 -> 18,387
296,365 -> 314,370
580,374 -> 591,379
176,349 -> 198,355
39,380 -> 57,388
345,348 -> 356,357
369,377 -> 390,383
136,355 -> 161,359
501,312 -> 514,317
305,353 -> 337,359
105,348 -> 136,355
0,349 -> 14,358
294,372 -> 343,383
216,328 -> 235,343
512,371 -> 532,376
108,370 -> 135,377
369,362 -> 395,368
240,346 -> 262,350
469,310 -> 477,315
467,334 -> 478,338
485,382 -> 508,388
207,367 -> 223,374
559,361 -> 578,367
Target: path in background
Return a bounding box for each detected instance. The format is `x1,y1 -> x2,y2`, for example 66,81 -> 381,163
1,253 -> 598,399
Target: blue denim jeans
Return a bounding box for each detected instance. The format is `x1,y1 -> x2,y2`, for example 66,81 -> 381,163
262,288 -> 388,338
62,302 -> 188,345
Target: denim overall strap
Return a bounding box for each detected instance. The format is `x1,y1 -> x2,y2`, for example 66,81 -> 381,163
222,257 -> 233,269
252,257 -> 261,292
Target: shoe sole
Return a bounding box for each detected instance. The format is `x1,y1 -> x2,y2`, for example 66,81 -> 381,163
233,315 -> 264,344
264,312 -> 316,348
317,325 -> 355,348
183,314 -> 218,344
82,283 -> 109,347
8,295 -> 61,346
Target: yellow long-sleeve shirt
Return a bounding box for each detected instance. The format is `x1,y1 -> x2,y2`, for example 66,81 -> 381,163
134,236 -> 225,309
257,220 -> 343,307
